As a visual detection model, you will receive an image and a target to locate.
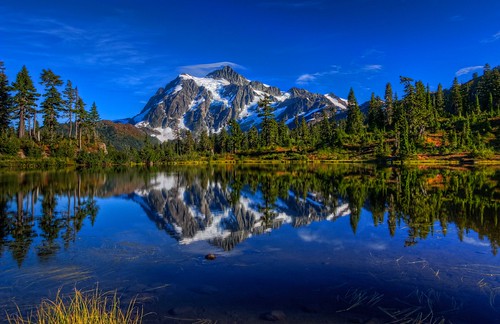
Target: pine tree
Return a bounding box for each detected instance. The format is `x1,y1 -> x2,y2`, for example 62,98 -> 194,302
426,84 -> 437,130
277,119 -> 290,147
183,130 -> 195,154
11,66 -> 39,138
319,111 -> 331,147
63,80 -> 76,139
384,82 -> 393,128
450,77 -> 463,117
474,94 -> 481,115
367,93 -> 383,131
258,95 -> 276,147
346,88 -> 364,135
40,69 -> 64,141
413,80 -> 428,138
435,83 -> 445,117
0,62 -> 11,134
228,119 -> 243,153
247,126 -> 259,149
216,128 -> 229,154
88,102 -> 100,143
198,129 -> 211,154
74,97 -> 87,149
299,117 -> 310,149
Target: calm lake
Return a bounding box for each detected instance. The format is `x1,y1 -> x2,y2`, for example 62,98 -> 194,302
0,164 -> 499,323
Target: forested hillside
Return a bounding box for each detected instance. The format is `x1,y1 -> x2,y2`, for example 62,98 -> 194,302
0,61 -> 499,166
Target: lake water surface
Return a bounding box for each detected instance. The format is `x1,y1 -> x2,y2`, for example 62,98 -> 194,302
0,164 -> 499,323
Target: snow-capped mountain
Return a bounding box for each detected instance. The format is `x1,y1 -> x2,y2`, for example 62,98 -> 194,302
119,66 -> 347,142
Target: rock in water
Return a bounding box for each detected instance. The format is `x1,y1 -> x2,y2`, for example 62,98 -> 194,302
205,253 -> 216,260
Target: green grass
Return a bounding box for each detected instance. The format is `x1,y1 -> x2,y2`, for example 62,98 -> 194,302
6,288 -> 143,324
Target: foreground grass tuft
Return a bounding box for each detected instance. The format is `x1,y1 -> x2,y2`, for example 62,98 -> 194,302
6,288 -> 143,324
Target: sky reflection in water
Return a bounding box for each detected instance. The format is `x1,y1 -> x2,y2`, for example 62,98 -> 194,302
0,165 -> 499,323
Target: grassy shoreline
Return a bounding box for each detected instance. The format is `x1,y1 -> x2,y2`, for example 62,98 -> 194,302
1,152 -> 500,169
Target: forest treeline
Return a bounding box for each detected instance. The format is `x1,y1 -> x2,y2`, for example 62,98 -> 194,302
0,62 -> 102,165
0,61 -> 499,166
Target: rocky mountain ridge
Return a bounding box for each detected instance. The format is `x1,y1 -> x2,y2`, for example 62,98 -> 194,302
119,66 -> 348,142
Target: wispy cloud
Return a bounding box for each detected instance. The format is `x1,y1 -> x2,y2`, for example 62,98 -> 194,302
462,236 -> 489,247
295,63 -> 380,86
455,65 -> 483,76
363,64 -> 383,72
0,13 -> 155,68
178,62 -> 245,76
296,73 -> 318,84
481,31 -> 500,43
295,65 -> 341,85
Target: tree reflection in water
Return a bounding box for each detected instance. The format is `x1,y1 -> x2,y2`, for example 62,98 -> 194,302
0,165 -> 498,267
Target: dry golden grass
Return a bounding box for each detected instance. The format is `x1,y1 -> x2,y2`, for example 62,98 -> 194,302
6,288 -> 142,324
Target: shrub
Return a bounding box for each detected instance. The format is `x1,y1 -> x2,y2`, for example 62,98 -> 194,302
0,133 -> 21,156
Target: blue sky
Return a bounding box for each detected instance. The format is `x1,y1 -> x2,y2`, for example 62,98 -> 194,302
1,0 -> 499,120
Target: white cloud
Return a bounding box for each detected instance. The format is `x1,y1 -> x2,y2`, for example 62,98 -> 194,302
481,31 -> 500,43
363,64 -> 382,72
455,65 -> 483,76
178,62 -> 245,76
462,236 -> 489,247
296,73 -> 318,84
295,66 -> 341,85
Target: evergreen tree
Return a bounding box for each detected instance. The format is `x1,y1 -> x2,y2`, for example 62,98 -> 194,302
74,97 -> 87,149
474,94 -> 481,115
298,117 -> 310,149
346,88 -> 364,135
413,80 -> 428,138
450,77 -> 463,117
228,119 -> 243,153
277,120 -> 290,147
63,80 -> 76,139
426,84 -> 437,130
215,128 -> 229,154
183,130 -> 195,154
11,66 -> 39,138
40,69 -> 64,141
367,93 -> 383,131
0,62 -> 11,134
198,129 -> 211,154
488,92 -> 494,114
247,126 -> 259,149
435,83 -> 445,117
319,111 -> 331,147
88,102 -> 100,142
258,95 -> 276,147
384,82 -> 393,128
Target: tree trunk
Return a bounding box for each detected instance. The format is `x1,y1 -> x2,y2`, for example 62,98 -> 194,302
79,126 -> 82,150
18,107 -> 25,138
68,109 -> 72,139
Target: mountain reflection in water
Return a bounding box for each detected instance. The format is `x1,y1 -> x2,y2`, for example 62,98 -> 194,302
0,165 -> 499,266
0,164 -> 499,323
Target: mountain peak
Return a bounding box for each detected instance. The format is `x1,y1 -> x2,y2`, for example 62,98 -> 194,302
206,65 -> 248,86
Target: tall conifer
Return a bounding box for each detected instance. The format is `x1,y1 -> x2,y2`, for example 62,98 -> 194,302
11,66 -> 39,138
